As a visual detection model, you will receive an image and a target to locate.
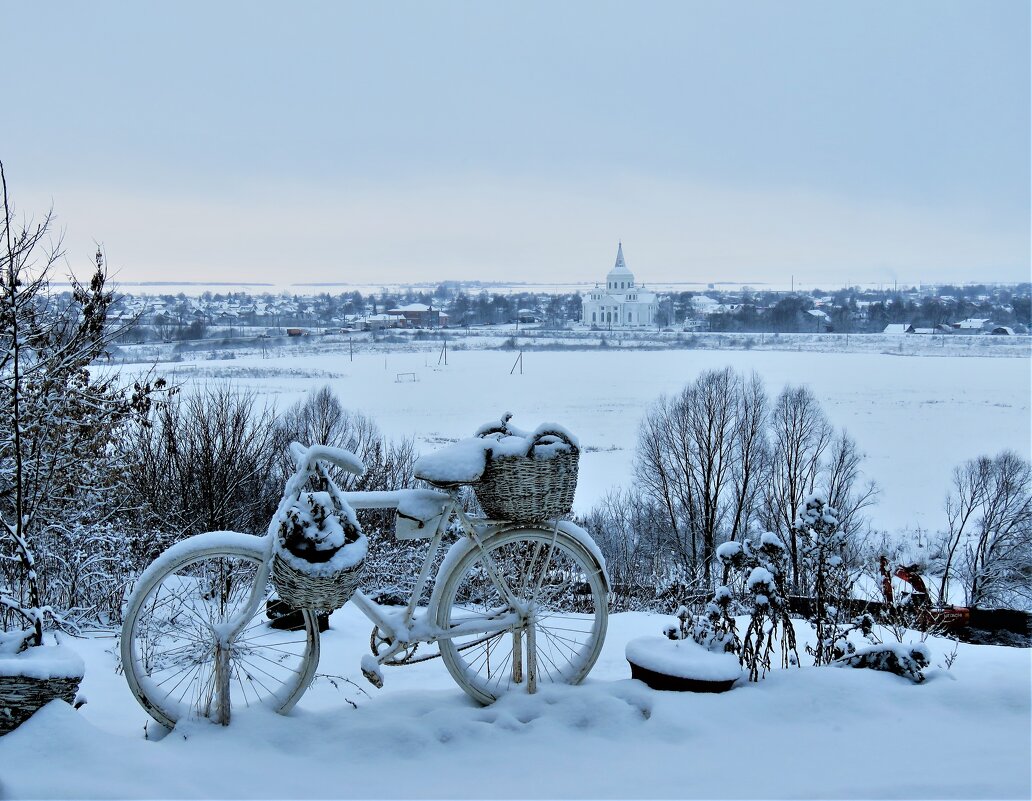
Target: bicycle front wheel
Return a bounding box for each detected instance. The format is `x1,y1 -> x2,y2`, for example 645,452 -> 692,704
435,528 -> 608,704
121,533 -> 320,728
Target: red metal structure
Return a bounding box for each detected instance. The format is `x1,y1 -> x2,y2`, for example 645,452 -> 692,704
879,556 -> 970,631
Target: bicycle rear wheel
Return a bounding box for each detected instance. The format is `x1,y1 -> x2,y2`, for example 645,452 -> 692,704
435,528 -> 608,704
121,533 -> 320,728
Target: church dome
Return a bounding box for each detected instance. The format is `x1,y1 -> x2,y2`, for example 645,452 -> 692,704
606,242 -> 635,290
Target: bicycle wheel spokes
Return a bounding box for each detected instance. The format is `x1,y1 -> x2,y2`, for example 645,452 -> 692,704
437,529 -> 608,704
122,537 -> 320,728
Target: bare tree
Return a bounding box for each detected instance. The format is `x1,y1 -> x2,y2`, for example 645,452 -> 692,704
635,395 -> 696,578
634,368 -> 771,591
727,371 -> 769,545
681,368 -> 740,588
1,162 -> 152,645
275,385 -> 416,495
937,452 -> 1031,608
821,430 -> 879,572
762,385 -> 834,590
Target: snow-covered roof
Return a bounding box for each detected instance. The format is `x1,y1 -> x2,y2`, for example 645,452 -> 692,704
806,309 -> 829,319
883,323 -> 913,334
956,318 -> 990,329
388,303 -> 433,313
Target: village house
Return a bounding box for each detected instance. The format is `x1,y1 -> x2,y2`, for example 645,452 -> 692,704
386,303 -> 442,328
953,318 -> 993,334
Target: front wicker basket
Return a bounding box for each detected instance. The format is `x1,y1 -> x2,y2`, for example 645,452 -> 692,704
271,553 -> 363,612
271,471 -> 365,612
475,445 -> 579,523
0,675 -> 81,735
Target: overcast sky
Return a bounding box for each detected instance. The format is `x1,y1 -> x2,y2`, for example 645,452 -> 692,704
3,1 -> 1028,288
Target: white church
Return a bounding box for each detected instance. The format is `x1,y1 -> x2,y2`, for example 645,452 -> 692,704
581,243 -> 658,328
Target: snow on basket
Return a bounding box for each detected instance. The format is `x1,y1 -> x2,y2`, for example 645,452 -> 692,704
272,481 -> 367,611
474,413 -> 579,522
0,644 -> 84,735
625,636 -> 743,693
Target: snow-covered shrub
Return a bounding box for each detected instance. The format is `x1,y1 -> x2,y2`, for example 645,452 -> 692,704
687,587 -> 740,655
834,642 -> 930,684
121,383 -> 281,543
706,529 -> 799,681
795,494 -> 856,664
580,487 -> 677,612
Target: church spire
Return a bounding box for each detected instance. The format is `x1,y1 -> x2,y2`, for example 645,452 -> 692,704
614,241 -> 627,272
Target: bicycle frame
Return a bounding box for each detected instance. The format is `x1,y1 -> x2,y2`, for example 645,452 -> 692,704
221,444 -> 554,669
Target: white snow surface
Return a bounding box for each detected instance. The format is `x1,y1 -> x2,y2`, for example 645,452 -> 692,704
715,541 -> 743,561
0,643 -> 84,680
1,608 -> 1028,799
412,437 -> 490,484
625,636 -> 743,682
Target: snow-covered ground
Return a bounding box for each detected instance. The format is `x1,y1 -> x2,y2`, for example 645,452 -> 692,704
153,347 -> 1030,535
4,345 -> 1029,797
1,607 -> 1029,799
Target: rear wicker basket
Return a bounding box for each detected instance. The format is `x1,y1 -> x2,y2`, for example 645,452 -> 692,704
474,429 -> 579,522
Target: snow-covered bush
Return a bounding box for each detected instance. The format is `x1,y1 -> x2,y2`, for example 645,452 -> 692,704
795,494 -> 856,664
697,530 -> 799,681
685,586 -> 740,655
834,642 -> 930,683
120,383 -> 281,546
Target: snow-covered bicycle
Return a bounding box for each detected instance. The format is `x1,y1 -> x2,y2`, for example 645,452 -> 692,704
120,441 -> 609,728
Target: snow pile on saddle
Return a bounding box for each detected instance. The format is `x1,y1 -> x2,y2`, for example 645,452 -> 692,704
413,413 -> 579,486
274,490 -> 367,578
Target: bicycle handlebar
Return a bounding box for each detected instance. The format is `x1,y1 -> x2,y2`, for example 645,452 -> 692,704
289,441 -> 365,477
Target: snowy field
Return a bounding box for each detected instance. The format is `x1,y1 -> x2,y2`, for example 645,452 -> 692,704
154,347 -> 1031,535
1,608 -> 1029,799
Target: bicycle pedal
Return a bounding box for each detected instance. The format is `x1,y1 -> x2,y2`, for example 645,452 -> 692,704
360,655 -> 384,689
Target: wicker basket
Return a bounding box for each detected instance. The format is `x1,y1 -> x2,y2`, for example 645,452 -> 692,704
474,428 -> 579,522
0,675 -> 81,735
271,473 -> 365,611
271,553 -> 363,612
